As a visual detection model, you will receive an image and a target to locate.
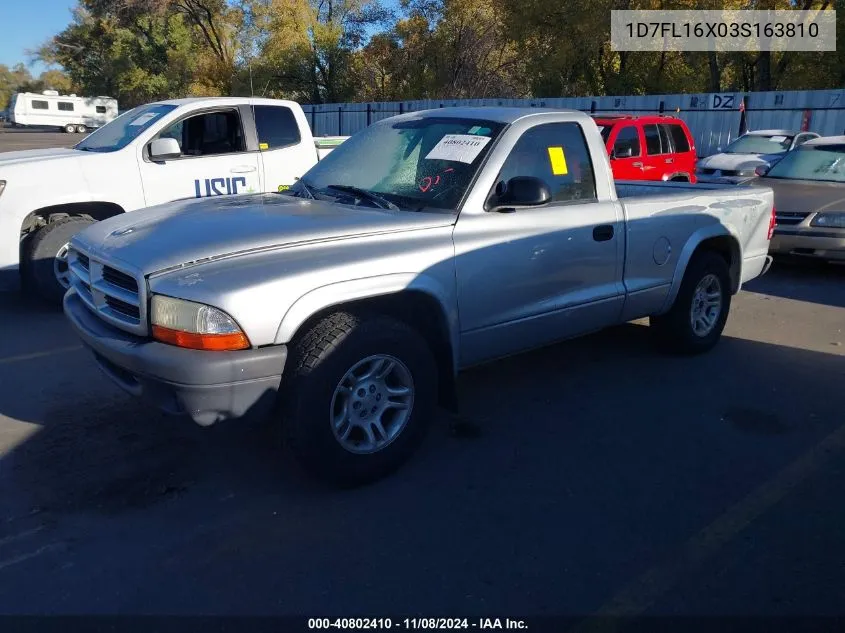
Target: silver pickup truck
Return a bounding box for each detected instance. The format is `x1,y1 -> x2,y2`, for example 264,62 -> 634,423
63,107 -> 775,486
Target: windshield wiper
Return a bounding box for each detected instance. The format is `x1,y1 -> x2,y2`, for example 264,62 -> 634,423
294,176 -> 316,199
325,185 -> 400,211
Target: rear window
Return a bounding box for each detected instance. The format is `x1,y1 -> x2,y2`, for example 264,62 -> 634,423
666,124 -> 690,152
253,105 -> 301,150
644,124 -> 662,155
58,102 -> 74,112
31,100 -> 48,110
96,105 -> 107,114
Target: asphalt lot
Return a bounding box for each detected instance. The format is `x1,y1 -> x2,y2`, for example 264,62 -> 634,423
1,131 -> 845,627
0,125 -> 82,151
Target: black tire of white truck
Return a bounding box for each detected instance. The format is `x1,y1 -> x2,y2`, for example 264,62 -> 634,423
650,250 -> 732,355
282,311 -> 437,487
25,216 -> 93,305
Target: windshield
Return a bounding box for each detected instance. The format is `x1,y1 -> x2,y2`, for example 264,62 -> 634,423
292,116 -> 506,213
724,134 -> 793,155
75,103 -> 177,152
765,144 -> 845,183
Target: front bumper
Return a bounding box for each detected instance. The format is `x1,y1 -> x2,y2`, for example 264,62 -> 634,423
64,289 -> 287,425
770,229 -> 845,261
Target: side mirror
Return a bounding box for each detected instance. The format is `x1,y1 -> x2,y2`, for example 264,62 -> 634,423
613,146 -> 633,159
754,165 -> 769,177
149,137 -> 181,161
488,176 -> 552,213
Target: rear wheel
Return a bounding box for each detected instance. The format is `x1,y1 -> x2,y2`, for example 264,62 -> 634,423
283,312 -> 437,487
24,216 -> 93,305
650,251 -> 731,354
75,125 -> 87,134
64,124 -> 75,133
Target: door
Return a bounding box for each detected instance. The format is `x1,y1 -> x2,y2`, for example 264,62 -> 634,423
662,122 -> 696,181
609,124 -> 645,180
138,108 -> 261,207
452,121 -> 624,367
252,104 -> 319,193
642,123 -> 670,181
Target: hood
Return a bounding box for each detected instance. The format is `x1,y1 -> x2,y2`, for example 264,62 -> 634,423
72,193 -> 456,276
699,152 -> 782,171
758,178 -> 845,214
0,147 -> 82,169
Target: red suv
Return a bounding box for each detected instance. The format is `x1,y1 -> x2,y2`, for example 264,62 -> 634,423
592,114 -> 697,183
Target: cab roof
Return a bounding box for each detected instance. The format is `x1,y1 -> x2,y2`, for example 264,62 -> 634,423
397,106 -> 589,124
804,135 -> 845,146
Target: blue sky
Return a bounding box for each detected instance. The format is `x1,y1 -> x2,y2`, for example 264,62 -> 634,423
0,0 -> 77,75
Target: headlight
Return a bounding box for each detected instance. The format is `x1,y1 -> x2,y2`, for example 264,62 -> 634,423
734,164 -> 762,177
150,294 -> 249,351
810,212 -> 845,229
0,180 -> 6,197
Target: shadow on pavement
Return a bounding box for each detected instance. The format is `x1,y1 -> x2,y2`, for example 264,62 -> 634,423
0,316 -> 844,614
743,257 -> 845,309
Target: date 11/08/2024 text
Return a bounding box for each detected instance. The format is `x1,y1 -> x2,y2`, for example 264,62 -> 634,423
308,618 -> 528,630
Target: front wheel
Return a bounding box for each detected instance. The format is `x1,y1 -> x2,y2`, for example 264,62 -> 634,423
24,216 -> 94,305
75,125 -> 87,134
283,312 -> 437,487
64,124 -> 75,133
650,251 -> 732,354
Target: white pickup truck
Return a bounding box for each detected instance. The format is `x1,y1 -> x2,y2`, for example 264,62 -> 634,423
64,107 -> 775,487
0,97 -> 346,301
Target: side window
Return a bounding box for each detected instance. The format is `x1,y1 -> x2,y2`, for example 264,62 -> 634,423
31,100 -> 49,110
253,105 -> 301,149
96,105 -> 107,114
657,124 -> 673,154
667,124 -> 690,153
58,102 -> 74,112
794,133 -> 817,147
612,126 -> 640,158
644,124 -> 662,155
158,110 -> 246,157
497,122 -> 597,204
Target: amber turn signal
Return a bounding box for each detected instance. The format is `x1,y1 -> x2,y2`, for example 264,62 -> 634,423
152,325 -> 250,351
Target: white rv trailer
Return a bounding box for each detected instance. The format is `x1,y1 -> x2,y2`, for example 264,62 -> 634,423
8,91 -> 118,133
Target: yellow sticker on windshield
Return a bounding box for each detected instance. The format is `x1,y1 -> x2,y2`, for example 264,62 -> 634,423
548,146 -> 568,175
259,142 -> 269,150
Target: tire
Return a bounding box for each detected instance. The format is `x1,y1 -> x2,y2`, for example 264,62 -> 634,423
283,312 -> 437,487
64,124 -> 75,134
25,216 -> 93,305
76,125 -> 87,134
650,250 -> 732,355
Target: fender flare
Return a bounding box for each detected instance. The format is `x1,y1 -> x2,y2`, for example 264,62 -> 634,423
274,272 -> 460,370
659,224 -> 742,314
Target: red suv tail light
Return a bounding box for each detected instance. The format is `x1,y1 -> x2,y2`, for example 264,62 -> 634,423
767,205 -> 776,240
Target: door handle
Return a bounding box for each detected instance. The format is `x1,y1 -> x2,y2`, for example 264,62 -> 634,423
665,158 -> 674,164
632,161 -> 644,169
230,165 -> 257,173
593,225 -> 614,242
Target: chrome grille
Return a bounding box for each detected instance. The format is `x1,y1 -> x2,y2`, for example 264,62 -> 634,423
775,211 -> 810,226
68,247 -> 147,335
102,267 -> 138,293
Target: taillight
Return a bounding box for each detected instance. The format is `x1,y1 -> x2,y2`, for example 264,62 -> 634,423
767,205 -> 776,240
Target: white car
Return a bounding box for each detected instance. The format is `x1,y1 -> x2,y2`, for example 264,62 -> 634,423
0,97 -> 346,301
696,129 -> 819,184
